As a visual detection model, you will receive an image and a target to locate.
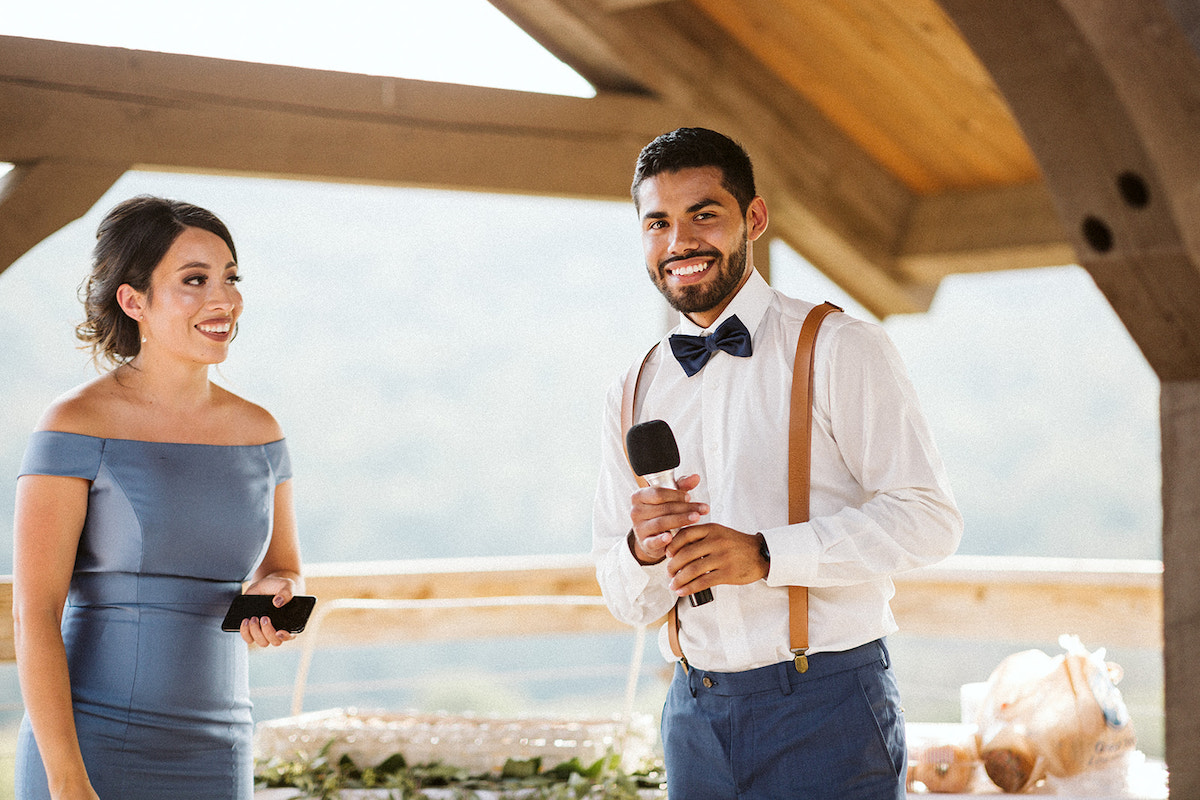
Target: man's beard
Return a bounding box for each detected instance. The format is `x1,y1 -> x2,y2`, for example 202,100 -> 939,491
650,235 -> 749,316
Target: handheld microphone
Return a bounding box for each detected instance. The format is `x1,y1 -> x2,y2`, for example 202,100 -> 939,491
626,419 -> 713,607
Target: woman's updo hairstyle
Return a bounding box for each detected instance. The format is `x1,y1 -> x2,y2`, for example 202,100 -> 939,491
76,195 -> 237,368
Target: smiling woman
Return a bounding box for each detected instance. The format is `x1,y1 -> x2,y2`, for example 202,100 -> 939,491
11,195 -> 305,799
117,226 -> 242,370
76,198 -> 241,370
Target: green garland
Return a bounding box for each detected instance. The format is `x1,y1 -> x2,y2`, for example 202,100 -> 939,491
255,740 -> 666,799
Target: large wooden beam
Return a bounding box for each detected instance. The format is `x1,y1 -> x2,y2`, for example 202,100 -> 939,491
899,182 -> 1075,281
0,31 -> 1074,312
0,35 -> 669,196
0,159 -> 127,275
488,0 -> 1079,316
938,1 -> 1200,380
494,0 -> 935,314
0,35 -> 679,278
297,554 -> 621,647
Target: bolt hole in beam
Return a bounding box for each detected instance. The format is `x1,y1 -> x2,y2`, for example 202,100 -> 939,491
1117,171 -> 1151,209
1080,172 -> 1151,254
1082,215 -> 1115,253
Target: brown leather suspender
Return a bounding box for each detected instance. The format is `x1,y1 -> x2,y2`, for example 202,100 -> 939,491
620,301 -> 841,673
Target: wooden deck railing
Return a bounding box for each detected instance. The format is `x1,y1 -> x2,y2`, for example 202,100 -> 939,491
0,553 -> 1162,660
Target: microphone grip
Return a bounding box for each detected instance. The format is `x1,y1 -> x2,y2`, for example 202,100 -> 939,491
644,472 -> 714,607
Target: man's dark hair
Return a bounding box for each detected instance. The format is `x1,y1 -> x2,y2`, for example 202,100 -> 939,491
631,127 -> 757,214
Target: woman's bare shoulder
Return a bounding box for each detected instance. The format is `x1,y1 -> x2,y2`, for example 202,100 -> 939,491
34,373 -> 125,436
212,384 -> 285,444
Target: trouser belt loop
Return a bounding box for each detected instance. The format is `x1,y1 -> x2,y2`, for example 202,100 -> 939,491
776,661 -> 794,696
686,665 -> 699,698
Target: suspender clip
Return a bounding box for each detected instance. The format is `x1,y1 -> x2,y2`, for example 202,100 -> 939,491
793,649 -> 809,674
679,655 -> 690,674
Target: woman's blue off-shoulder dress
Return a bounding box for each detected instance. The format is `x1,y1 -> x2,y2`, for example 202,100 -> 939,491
14,431 -> 292,800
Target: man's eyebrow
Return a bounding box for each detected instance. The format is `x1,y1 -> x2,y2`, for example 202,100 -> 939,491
641,199 -> 721,221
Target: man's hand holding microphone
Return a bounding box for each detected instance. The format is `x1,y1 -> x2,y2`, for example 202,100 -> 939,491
626,420 -> 770,606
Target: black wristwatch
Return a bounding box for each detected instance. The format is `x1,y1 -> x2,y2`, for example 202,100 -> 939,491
757,533 -> 771,564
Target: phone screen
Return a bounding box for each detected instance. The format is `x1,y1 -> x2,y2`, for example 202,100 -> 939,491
221,594 -> 316,633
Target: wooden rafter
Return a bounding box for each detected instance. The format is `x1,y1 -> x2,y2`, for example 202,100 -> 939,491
0,21 -> 1071,315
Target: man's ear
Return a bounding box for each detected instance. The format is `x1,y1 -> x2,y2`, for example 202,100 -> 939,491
746,196 -> 769,241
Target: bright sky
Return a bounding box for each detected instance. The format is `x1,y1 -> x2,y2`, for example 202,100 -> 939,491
0,0 -> 594,95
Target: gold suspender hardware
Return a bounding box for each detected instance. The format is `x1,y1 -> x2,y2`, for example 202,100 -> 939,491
679,655 -> 690,674
793,649 -> 809,674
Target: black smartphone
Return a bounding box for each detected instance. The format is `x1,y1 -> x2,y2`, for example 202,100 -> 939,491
221,594 -> 316,634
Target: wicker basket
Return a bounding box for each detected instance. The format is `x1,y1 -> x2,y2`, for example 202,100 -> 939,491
254,707 -> 656,776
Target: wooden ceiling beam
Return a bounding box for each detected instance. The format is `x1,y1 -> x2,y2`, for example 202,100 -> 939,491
484,0 -> 652,94
0,159 -> 128,278
899,181 -> 1074,281
0,25 -> 1073,311
0,35 -> 685,278
494,0 -> 935,313
490,0 -> 1073,315
938,0 -> 1200,380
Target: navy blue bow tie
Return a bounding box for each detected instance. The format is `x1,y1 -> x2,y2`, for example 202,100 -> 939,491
669,315 -> 753,377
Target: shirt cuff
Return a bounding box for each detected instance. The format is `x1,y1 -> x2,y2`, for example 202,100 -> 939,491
759,522 -> 820,588
615,535 -> 671,602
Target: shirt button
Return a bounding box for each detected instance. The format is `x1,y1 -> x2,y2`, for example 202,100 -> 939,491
702,677 -> 714,688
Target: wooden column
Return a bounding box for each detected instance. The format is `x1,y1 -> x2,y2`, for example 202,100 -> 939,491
1162,382 -> 1200,795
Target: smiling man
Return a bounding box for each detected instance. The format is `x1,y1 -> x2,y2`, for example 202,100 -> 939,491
592,128 -> 963,799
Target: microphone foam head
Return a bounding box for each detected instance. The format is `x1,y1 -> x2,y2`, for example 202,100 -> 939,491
626,419 -> 681,476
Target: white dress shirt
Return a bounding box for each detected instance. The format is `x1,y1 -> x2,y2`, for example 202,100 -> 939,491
592,269 -> 963,672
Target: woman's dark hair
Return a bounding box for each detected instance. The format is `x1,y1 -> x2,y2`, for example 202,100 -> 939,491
631,127 -> 757,214
76,195 -> 237,368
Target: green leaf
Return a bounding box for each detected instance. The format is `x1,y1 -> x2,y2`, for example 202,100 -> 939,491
337,752 -> 363,780
375,752 -> 408,774
501,756 -> 542,779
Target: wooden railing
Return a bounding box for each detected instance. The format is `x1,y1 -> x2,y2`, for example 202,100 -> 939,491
0,553 -> 1162,661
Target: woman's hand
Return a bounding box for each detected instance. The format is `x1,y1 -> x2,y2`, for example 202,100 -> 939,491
54,780 -> 102,800
240,574 -> 298,647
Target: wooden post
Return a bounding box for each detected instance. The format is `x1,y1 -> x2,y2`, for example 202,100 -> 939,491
1163,381 -> 1200,797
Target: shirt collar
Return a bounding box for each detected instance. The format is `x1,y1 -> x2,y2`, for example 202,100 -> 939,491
675,267 -> 773,337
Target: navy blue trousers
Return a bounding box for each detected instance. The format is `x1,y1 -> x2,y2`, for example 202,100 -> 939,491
661,639 -> 906,799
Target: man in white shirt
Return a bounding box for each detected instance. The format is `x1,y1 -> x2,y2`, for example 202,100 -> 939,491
592,127 -> 963,798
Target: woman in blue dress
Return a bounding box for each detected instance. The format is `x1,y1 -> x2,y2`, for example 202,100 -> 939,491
12,196 -> 304,799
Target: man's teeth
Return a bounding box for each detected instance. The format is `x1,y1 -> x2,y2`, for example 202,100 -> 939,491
671,262 -> 710,276
198,323 -> 231,334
